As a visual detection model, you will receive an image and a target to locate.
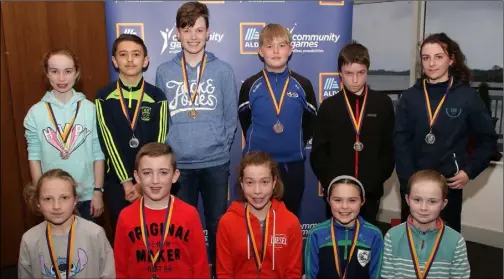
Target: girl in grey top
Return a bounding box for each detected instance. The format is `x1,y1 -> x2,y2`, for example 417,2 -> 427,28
18,169 -> 115,279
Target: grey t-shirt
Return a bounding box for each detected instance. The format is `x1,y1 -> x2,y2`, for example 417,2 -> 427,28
18,216 -> 115,279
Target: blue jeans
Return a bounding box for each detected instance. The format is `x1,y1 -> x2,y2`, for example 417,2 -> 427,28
174,161 -> 230,276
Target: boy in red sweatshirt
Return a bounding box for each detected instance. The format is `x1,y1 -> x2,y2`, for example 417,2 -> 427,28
113,142 -> 210,279
216,151 -> 303,279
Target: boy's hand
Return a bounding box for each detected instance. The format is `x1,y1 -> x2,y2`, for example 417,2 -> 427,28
123,181 -> 141,202
447,170 -> 469,189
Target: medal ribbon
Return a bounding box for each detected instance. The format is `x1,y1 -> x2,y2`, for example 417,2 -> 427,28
45,100 -> 81,146
181,53 -> 207,105
342,85 -> 368,136
354,99 -> 360,179
331,217 -> 359,279
262,69 -> 290,119
45,215 -> 75,279
342,86 -> 368,178
117,79 -> 145,132
139,195 -> 174,272
245,204 -> 270,272
406,222 -> 445,279
423,77 -> 453,130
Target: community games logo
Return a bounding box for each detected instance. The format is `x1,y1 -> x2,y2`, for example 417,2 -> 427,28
240,22 -> 341,54
116,23 -> 145,41
318,72 -> 340,102
160,24 -> 225,55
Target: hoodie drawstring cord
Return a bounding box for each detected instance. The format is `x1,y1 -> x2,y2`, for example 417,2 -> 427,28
247,234 -> 250,260
272,209 -> 276,271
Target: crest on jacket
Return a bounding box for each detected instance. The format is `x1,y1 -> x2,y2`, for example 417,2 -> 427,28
141,106 -> 151,121
357,249 -> 370,267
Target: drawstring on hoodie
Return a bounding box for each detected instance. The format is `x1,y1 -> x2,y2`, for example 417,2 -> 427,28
246,208 -> 277,271
272,209 -> 276,270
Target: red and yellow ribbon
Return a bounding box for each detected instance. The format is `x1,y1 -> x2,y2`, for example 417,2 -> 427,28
423,77 -> 453,129
245,205 -> 270,272
331,217 -> 360,279
139,195 -> 174,271
45,215 -> 76,279
45,101 -> 81,145
262,69 -> 290,118
117,80 -> 145,131
181,54 -> 207,104
342,86 -> 368,136
406,221 -> 445,279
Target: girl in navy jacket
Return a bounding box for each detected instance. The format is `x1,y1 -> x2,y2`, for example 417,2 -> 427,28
394,32 -> 498,232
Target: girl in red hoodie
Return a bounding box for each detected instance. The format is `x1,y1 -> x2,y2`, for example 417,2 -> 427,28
216,151 -> 303,279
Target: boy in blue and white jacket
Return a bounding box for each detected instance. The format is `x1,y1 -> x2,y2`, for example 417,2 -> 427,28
154,2 -> 237,275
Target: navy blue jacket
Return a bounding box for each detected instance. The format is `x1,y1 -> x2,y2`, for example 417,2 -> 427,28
238,68 -> 317,163
394,78 -> 498,191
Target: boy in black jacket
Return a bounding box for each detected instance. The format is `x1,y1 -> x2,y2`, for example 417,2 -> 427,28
95,34 -> 168,235
310,42 -> 395,225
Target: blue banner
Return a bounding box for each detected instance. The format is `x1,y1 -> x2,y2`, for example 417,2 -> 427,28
105,0 -> 353,243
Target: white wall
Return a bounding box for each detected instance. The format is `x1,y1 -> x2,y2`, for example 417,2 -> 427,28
378,160 -> 503,248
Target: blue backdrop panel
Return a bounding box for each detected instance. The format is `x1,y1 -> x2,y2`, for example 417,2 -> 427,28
104,0 -> 353,244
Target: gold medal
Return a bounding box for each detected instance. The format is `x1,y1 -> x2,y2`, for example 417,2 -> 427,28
188,109 -> 198,119
182,54 -> 207,118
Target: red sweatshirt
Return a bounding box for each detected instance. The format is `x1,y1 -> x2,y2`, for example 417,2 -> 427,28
114,196 -> 210,279
216,199 -> 303,279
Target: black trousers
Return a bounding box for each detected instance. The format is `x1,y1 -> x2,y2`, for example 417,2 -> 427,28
401,188 -> 463,232
104,181 -> 130,245
278,160 -> 306,217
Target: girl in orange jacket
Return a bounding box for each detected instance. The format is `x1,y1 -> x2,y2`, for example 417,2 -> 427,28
216,151 -> 303,279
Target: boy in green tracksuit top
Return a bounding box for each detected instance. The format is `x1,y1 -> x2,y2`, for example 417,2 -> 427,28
381,169 -> 470,279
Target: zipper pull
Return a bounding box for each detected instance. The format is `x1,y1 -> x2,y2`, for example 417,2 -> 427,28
421,240 -> 424,249
453,153 -> 460,175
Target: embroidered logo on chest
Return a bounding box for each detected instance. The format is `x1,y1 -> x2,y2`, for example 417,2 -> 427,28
141,106 -> 151,121
446,107 -> 462,118
357,249 -> 371,267
287,92 -> 299,98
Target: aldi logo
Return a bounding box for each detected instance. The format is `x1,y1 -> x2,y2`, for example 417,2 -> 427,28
116,23 -> 145,41
240,22 -> 266,55
319,72 -> 340,103
319,1 -> 345,6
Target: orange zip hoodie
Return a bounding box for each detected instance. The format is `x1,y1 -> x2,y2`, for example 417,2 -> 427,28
216,199 -> 302,279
